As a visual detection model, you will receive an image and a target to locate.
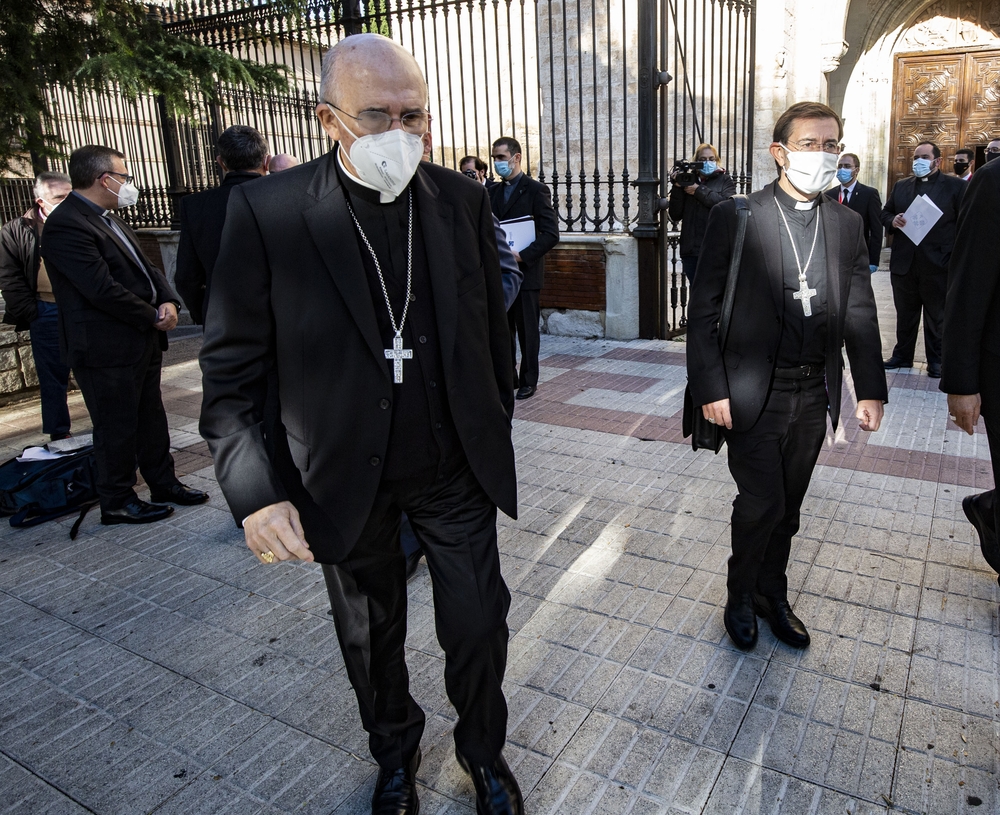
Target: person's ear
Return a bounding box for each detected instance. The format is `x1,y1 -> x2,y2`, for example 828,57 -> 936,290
263,155 -> 271,174
216,156 -> 228,174
316,103 -> 344,143
768,142 -> 786,170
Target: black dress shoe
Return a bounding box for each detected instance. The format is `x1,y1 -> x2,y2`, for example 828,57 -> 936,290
456,751 -> 524,815
752,593 -> 810,648
926,362 -> 941,378
964,493 -> 1000,573
372,748 -> 420,815
883,356 -> 912,370
101,498 -> 174,525
149,483 -> 210,506
515,385 -> 536,400
724,591 -> 758,650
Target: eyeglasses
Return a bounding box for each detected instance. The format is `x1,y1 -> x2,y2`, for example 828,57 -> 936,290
103,171 -> 134,185
462,170 -> 479,179
836,163 -> 856,170
786,140 -> 843,154
327,103 -> 428,135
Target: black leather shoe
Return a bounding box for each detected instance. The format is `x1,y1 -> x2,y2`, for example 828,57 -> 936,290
883,356 -> 912,370
372,748 -> 420,815
149,483 -> 210,506
101,498 -> 174,525
456,751 -> 524,815
964,493 -> 1000,574
724,592 -> 758,650
515,386 -> 536,400
926,362 -> 941,378
752,593 -> 810,648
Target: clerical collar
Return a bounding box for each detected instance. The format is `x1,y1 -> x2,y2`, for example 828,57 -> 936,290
336,148 -> 405,205
774,183 -> 818,212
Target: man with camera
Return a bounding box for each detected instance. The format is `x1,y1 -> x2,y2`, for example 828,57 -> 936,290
668,143 -> 737,283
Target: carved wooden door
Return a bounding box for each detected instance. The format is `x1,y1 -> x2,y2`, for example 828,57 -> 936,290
890,49 -> 1000,190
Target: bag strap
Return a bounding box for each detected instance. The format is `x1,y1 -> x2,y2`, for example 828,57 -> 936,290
718,194 -> 750,349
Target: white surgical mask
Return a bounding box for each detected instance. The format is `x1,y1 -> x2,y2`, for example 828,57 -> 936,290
912,157 -> 933,178
780,145 -> 838,195
107,176 -> 139,208
330,106 -> 424,202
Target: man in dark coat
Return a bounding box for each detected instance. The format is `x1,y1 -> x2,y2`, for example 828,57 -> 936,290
881,141 -> 966,378
0,171 -> 73,439
825,152 -> 883,272
40,145 -> 208,524
489,136 -> 559,400
941,153 -> 1000,581
174,125 -> 270,324
688,102 -> 887,651
199,35 -> 523,815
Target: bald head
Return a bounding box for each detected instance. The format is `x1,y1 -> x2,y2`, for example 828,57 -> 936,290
269,153 -> 300,172
320,34 -> 427,109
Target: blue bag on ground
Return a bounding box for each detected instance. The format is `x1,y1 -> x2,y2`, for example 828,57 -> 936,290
0,446 -> 98,538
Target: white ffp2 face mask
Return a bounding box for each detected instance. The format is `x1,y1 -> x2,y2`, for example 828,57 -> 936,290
107,176 -> 139,208
330,106 -> 424,201
780,145 -> 839,195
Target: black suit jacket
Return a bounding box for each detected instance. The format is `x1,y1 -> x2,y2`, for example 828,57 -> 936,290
941,157 -> 1000,396
881,171 -> 966,274
489,173 -> 559,290
199,153 -> 517,563
40,193 -> 178,368
824,181 -> 884,267
175,171 -> 265,324
687,181 -> 888,432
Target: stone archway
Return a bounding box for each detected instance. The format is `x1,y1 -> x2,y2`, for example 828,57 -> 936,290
833,0 -> 1000,195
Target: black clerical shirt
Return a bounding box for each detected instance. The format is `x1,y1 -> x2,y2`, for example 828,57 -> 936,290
336,159 -> 462,484
774,185 -> 828,368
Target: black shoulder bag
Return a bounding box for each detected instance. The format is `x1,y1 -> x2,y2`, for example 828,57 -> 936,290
683,194 -> 750,453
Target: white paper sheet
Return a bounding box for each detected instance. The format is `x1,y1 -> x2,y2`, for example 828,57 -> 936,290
498,216 -> 536,254
899,194 -> 943,247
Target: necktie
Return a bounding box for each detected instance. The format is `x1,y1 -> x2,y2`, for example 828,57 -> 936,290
840,188 -> 850,205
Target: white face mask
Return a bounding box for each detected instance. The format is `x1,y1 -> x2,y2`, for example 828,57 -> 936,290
107,175 -> 139,208
780,145 -> 839,195
330,106 -> 424,201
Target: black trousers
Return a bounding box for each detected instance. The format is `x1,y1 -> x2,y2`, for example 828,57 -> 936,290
508,288 -> 540,388
890,254 -> 947,365
321,460 -> 511,771
723,377 -> 829,597
72,333 -> 177,511
978,348 -> 1000,536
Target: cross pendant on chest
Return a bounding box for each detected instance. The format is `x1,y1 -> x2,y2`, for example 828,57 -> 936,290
793,278 -> 818,317
384,334 -> 413,384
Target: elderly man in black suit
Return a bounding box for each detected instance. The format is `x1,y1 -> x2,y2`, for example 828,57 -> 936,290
825,153 -> 883,272
489,136 -> 559,400
881,141 -> 966,378
174,125 -> 270,324
941,152 -> 1000,580
40,145 -> 208,524
688,102 -> 887,651
199,34 -> 523,815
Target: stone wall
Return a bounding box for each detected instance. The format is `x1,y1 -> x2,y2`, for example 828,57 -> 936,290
0,323 -> 38,401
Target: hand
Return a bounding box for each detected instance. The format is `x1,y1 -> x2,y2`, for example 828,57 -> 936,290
683,183 -> 699,195
869,264 -> 878,273
154,302 -> 178,331
702,398 -> 733,430
948,393 -> 981,435
244,501 -> 314,563
856,399 -> 884,432
512,250 -> 522,262
892,214 -> 906,229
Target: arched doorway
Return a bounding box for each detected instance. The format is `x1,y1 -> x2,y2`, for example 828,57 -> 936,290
832,0 -> 1000,195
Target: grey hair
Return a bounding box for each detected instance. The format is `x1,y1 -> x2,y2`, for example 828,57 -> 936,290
33,171 -> 71,200
319,35 -> 427,107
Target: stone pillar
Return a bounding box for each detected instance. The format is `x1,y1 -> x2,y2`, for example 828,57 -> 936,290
0,324 -> 37,397
604,236 -> 639,340
141,230 -> 191,325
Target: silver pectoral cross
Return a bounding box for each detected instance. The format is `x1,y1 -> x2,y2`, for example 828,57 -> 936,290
793,278 -> 818,317
384,334 -> 413,384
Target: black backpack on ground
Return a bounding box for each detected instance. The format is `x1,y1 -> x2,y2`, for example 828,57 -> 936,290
0,446 -> 99,539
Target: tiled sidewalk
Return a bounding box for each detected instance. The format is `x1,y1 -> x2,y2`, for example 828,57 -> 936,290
1,272 -> 997,814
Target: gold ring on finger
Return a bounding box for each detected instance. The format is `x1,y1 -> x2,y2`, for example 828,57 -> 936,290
261,550 -> 276,564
